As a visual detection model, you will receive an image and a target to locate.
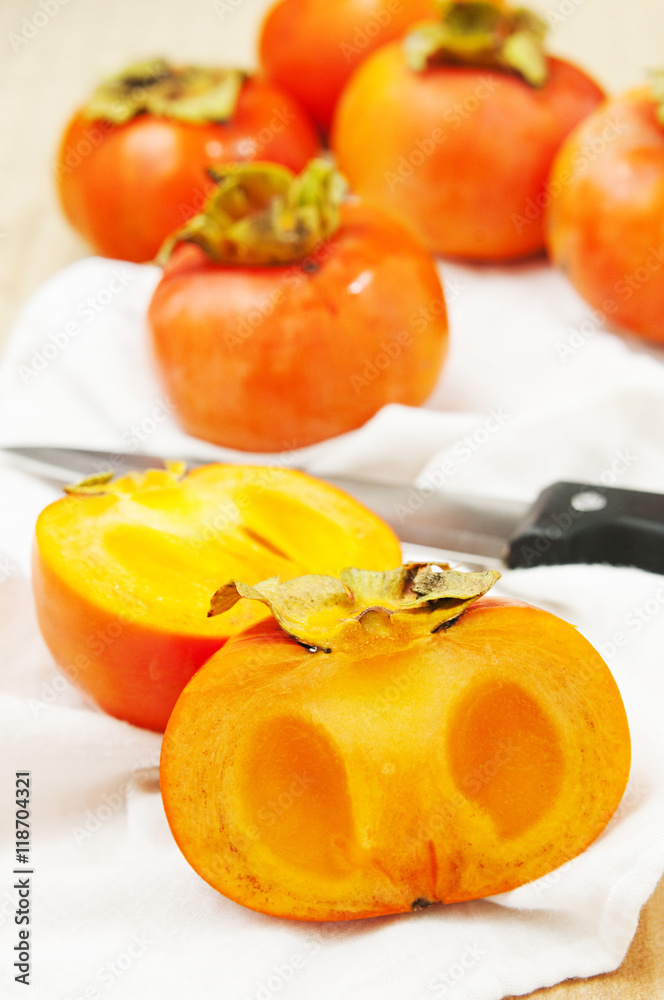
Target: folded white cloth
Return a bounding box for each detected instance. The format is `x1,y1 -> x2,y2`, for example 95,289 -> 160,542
0,255 -> 663,1000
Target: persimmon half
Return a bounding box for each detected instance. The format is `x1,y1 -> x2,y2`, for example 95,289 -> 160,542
258,0 -> 437,135
56,59 -> 320,262
32,463 -> 401,732
331,0 -> 605,260
161,563 -> 630,921
148,160 -> 448,452
546,79 -> 664,345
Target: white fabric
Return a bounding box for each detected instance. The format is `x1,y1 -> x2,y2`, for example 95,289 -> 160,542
0,255 -> 663,1000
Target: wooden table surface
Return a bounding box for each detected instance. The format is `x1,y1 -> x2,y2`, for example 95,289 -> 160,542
1,0 -> 662,996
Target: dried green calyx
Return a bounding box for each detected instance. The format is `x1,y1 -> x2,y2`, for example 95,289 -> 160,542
81,58 -> 246,125
63,462 -> 187,496
156,158 -> 347,267
405,0 -> 548,87
208,562 -> 501,649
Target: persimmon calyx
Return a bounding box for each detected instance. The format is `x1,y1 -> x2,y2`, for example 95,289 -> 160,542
405,1 -> 548,87
63,461 -> 187,497
80,58 -> 246,125
156,158 -> 347,267
208,562 -> 500,649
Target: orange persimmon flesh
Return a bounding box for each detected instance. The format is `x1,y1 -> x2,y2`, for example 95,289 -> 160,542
32,465 -> 401,732
161,568 -> 630,921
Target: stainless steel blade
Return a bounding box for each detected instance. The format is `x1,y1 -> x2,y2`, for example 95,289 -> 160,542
2,444 -> 528,563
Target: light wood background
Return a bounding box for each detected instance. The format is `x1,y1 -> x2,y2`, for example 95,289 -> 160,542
0,1 -> 663,996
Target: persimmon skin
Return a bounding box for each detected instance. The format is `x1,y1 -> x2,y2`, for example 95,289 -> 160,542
331,44 -> 605,260
147,201 -> 448,452
56,77 -> 320,262
161,597 -> 630,921
546,88 -> 664,344
258,0 -> 436,135
32,465 -> 401,732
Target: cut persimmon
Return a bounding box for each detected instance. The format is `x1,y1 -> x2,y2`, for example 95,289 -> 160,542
32,464 -> 401,731
161,564 -> 631,920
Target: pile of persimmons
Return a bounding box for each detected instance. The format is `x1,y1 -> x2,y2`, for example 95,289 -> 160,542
34,0 -> 641,921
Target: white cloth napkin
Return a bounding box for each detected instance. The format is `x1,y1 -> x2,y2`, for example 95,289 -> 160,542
1,255 -> 664,1000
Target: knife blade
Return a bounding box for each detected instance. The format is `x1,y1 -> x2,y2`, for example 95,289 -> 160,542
4,445 -> 664,574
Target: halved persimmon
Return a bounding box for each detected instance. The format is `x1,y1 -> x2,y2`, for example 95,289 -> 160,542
32,464 -> 401,731
162,563 -> 630,920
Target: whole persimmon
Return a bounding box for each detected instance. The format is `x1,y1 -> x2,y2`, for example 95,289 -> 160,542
331,0 -> 605,260
32,463 -> 401,732
147,159 -> 448,452
546,76 -> 664,345
258,0 -> 437,135
56,58 -> 320,262
161,563 -> 630,921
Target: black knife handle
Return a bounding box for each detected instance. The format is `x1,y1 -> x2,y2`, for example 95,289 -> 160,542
506,481 -> 664,574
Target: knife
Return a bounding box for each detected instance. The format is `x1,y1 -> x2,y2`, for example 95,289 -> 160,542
4,445 -> 664,575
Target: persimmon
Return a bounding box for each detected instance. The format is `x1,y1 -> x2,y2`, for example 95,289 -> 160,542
32,463 -> 401,732
546,77 -> 664,345
331,0 -> 605,260
258,0 -> 437,135
56,58 -> 320,262
161,563 -> 631,921
147,159 -> 448,453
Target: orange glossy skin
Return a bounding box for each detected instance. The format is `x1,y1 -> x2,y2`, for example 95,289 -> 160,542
161,596 -> 630,921
546,88 -> 664,344
56,77 -> 320,262
148,201 -> 448,452
259,0 -> 436,134
32,465 -> 401,732
332,44 -> 605,260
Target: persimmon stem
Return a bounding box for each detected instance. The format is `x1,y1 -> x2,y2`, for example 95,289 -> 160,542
208,562 -> 501,649
81,59 -> 247,125
405,0 -> 548,87
156,159 -> 347,268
